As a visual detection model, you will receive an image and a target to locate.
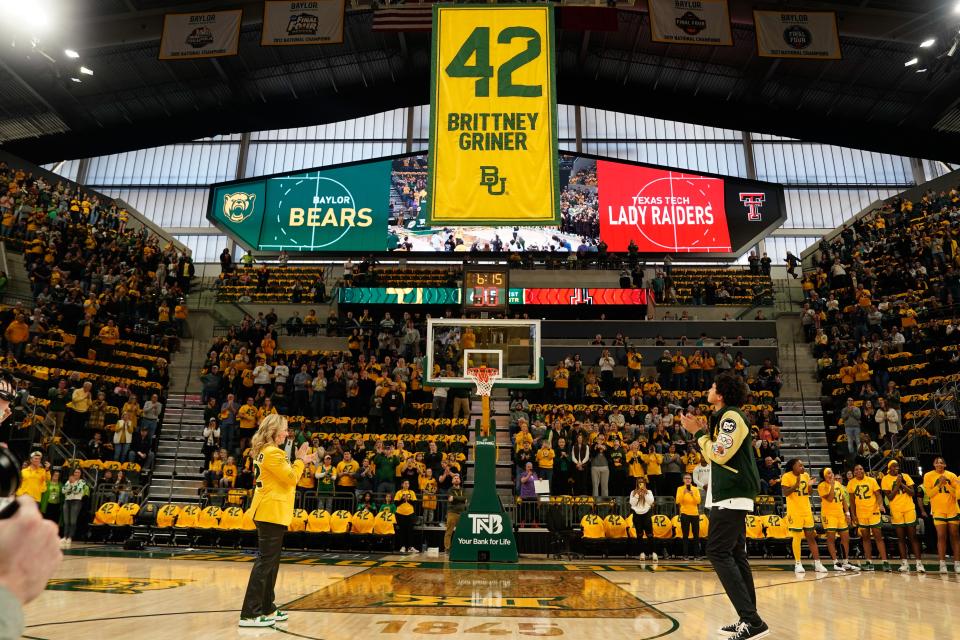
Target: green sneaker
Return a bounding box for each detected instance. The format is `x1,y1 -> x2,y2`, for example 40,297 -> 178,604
881,562 -> 893,572
239,616 -> 275,628
862,562 -> 875,571
269,610 -> 288,622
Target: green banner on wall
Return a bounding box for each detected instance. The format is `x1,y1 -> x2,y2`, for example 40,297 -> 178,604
209,160 -> 394,252
338,287 -> 463,305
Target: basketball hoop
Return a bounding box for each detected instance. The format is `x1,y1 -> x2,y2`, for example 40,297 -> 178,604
466,366 -> 501,397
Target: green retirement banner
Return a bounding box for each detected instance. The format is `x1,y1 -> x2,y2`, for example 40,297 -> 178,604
209,160 -> 393,252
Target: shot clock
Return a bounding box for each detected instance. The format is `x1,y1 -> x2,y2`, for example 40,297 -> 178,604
463,267 -> 509,312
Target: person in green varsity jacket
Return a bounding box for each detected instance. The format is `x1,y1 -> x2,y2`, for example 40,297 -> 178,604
680,372 -> 767,640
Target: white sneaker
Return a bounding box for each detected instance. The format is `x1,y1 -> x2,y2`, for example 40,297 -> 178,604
794,562 -> 805,574
899,561 -> 910,573
814,561 -> 828,573
940,561 -> 949,573
239,617 -> 275,628
954,561 -> 960,574
842,562 -> 860,572
651,553 -> 659,562
59,538 -> 68,548
399,547 -> 407,553
639,553 -> 646,561
833,562 -> 844,572
916,562 -> 925,573
66,538 -> 72,548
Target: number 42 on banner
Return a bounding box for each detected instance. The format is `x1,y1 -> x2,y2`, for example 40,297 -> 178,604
446,27 -> 543,98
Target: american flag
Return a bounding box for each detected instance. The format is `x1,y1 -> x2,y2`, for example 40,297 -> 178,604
372,3 -> 435,33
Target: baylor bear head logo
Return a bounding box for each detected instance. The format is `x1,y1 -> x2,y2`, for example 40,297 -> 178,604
223,192 -> 256,223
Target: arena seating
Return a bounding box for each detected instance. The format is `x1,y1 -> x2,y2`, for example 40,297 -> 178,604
216,262 -> 460,303
0,161 -> 178,501
659,267 -> 774,306
807,182 -> 960,470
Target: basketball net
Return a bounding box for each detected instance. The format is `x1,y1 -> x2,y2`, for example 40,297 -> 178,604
466,366 -> 500,397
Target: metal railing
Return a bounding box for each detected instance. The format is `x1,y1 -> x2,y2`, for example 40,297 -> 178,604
868,381 -> 954,476
160,331 -> 203,504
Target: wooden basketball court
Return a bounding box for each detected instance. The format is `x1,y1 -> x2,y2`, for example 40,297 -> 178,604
23,546 -> 959,639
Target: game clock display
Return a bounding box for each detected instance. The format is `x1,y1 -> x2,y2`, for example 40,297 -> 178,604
463,268 -> 509,311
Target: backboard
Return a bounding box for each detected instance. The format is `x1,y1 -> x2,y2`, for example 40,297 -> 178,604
424,318 -> 543,389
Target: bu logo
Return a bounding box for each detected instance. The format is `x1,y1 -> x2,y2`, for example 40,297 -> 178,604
480,166 -> 507,195
739,192 -> 765,221
469,513 -> 503,535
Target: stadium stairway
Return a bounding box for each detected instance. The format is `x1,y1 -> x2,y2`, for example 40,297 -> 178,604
1,244 -> 33,302
148,392 -> 206,505
776,400 -> 830,507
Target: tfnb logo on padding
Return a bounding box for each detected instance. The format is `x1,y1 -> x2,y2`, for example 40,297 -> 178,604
469,513 -> 503,534
739,192 -> 766,221
480,166 -> 507,195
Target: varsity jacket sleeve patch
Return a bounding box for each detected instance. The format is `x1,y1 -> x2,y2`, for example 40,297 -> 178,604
697,410 -> 749,467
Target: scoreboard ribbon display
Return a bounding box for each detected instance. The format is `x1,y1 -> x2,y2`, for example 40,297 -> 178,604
427,5 -> 559,226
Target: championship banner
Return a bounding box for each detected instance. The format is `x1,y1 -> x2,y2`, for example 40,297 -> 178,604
208,160 -> 393,252
261,0 -> 344,46
427,5 -> 559,226
754,10 -> 842,60
159,10 -> 242,60
648,0 -> 732,46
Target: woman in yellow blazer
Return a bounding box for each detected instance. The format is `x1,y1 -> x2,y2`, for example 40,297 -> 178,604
240,414 -> 315,628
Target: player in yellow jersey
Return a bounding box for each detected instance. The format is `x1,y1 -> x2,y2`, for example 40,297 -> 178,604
847,464 -> 890,571
817,468 -> 859,572
781,459 -> 827,574
881,460 -> 925,573
922,456 -> 960,573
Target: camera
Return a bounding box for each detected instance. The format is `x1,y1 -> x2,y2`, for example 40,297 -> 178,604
0,447 -> 20,519
0,372 -> 22,518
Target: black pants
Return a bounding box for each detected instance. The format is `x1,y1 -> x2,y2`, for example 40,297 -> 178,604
397,513 -> 415,550
632,511 -> 654,555
241,521 -> 286,619
680,514 -> 701,557
706,507 -> 762,627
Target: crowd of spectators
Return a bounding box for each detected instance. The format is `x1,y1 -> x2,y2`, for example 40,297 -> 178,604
804,185 -> 960,470
0,160 -> 178,527
199,302 -> 785,513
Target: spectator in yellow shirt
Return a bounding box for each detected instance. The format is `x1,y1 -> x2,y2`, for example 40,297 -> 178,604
174,301 -> 188,337
536,441 -> 555,481
98,320 -> 120,357
17,452 -> 50,502
4,314 -> 29,358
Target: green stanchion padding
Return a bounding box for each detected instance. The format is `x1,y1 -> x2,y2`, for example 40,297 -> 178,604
449,418 -> 518,563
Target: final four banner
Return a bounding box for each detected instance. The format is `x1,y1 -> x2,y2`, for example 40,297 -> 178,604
159,10 -> 242,60
427,5 -> 560,226
754,10 -> 842,60
261,0 -> 344,46
648,0 -> 732,47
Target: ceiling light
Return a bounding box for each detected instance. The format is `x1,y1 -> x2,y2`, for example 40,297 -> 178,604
955,1 -> 960,14
64,49 -> 78,58
80,66 -> 92,75
916,68 -> 928,73
920,38 -> 936,48
0,2 -> 53,36
905,57 -> 919,66
70,77 -> 81,83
